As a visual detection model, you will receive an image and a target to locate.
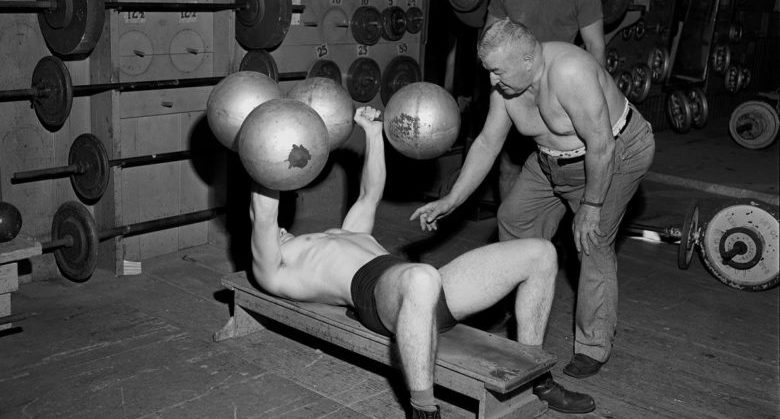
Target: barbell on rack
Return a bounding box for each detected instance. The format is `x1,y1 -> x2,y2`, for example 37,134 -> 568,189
11,133 -> 193,204
623,201 -> 779,291
0,0 -> 303,57
0,52 -> 331,132
42,201 -> 224,282
0,0 -> 304,57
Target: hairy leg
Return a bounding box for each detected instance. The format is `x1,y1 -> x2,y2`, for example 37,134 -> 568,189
439,239 -> 557,345
374,264 -> 442,391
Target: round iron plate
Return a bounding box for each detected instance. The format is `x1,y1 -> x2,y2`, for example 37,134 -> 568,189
38,0 -> 105,58
236,0 -> 292,50
380,55 -> 421,105
31,55 -> 73,131
69,133 -> 110,203
308,59 -> 342,86
351,6 -> 383,45
51,200 -> 98,282
347,57 -> 381,103
240,49 -> 280,81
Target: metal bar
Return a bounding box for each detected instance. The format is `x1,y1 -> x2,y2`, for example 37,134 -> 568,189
104,1 -> 243,12
0,88 -> 39,102
278,71 -> 308,81
72,76 -> 223,96
99,207 -> 224,240
41,236 -> 73,252
110,150 -> 192,168
11,164 -> 81,184
0,1 -> 55,11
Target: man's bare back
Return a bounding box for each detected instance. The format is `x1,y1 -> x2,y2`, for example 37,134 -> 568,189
502,42 -> 627,151
273,229 -> 389,306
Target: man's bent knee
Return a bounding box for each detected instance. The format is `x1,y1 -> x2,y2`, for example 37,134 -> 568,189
398,264 -> 442,305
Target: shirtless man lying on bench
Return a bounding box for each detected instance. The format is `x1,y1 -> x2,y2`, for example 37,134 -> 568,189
248,106 -> 595,418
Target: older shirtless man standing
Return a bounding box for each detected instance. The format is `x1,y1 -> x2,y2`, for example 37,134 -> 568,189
411,19 -> 655,378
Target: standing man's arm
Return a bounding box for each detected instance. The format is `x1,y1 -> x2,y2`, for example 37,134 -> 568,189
577,0 -> 606,67
553,59 -> 615,255
341,106 -> 386,234
580,20 -> 606,66
410,89 -> 513,230
249,183 -> 285,292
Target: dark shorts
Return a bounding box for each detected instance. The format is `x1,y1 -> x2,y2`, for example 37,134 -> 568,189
349,254 -> 457,337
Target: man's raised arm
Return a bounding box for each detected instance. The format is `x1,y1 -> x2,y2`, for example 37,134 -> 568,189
249,183 -> 284,292
341,106 -> 386,233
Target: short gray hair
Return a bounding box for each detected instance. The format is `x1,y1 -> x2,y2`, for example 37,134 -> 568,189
477,18 -> 537,62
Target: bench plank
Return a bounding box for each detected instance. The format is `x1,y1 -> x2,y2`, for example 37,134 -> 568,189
219,271 -> 555,396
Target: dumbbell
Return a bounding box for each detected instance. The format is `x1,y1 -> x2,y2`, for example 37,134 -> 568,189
41,201 -> 224,282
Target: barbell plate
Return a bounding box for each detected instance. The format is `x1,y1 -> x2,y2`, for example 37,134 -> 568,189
615,70 -> 632,97
628,64 -> 651,103
239,49 -> 280,81
405,7 -> 424,34
69,134 -> 110,203
235,0 -> 292,50
724,65 -> 740,94
687,88 -> 709,129
381,6 -> 407,41
647,46 -> 670,83
728,100 -> 780,150
606,48 -> 620,74
701,203 -> 779,291
666,90 -> 692,133
51,200 -> 99,282
351,6 -> 383,45
347,57 -> 381,103
308,59 -> 342,86
31,55 -> 73,131
710,44 -> 731,75
38,0 -> 104,58
380,55 -> 421,105
677,202 -> 700,270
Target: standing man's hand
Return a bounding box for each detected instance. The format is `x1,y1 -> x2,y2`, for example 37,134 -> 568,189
573,204 -> 603,255
410,197 -> 457,231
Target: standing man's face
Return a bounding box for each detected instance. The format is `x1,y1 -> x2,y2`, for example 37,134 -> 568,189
482,46 -> 531,96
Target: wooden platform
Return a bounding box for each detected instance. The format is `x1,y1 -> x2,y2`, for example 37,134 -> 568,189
215,271 -> 557,419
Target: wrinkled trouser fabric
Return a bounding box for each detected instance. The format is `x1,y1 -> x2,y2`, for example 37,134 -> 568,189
496,108 -> 655,361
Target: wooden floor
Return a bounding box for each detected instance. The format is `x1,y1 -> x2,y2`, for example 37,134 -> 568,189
1,186 -> 778,419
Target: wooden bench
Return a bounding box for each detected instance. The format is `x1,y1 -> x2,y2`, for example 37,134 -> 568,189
214,271 -> 556,419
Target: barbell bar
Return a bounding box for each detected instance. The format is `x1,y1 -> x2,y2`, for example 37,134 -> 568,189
0,54 -> 316,132
41,201 -> 224,282
0,0 -> 303,57
11,133 -> 193,203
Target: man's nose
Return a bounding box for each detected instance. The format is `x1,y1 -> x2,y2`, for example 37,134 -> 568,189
489,72 -> 500,85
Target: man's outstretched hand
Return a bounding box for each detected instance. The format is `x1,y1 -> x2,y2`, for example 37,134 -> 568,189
410,197 -> 457,231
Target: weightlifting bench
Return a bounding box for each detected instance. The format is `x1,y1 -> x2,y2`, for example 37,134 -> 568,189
214,271 -> 556,419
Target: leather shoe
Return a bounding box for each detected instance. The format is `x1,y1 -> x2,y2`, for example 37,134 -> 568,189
411,406 -> 440,419
533,373 -> 596,414
563,353 -> 605,378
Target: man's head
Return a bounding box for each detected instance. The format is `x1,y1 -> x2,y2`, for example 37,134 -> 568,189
478,18 -> 539,96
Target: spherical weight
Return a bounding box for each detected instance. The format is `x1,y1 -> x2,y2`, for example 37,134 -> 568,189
0,202 -> 23,243
383,82 -> 460,159
206,71 -> 282,151
238,99 -> 329,190
286,77 -> 355,150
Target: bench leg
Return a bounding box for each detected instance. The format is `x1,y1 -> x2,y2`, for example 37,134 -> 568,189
478,386 -> 547,419
213,304 -> 265,342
